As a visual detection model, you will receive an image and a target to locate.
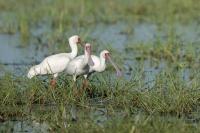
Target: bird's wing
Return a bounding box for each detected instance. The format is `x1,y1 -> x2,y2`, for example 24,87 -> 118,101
40,53 -> 71,74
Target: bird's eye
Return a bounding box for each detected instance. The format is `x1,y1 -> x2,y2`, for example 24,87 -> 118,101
77,37 -> 81,43
86,46 -> 91,50
104,53 -> 110,58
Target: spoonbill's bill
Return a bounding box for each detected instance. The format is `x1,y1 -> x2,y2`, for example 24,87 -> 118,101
27,35 -> 82,86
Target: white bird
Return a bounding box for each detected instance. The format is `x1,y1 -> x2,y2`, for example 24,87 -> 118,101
65,43 -> 94,82
27,35 -> 82,86
75,50 -> 122,87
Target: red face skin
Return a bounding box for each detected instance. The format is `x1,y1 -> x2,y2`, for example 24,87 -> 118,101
104,52 -> 110,60
85,45 -> 91,54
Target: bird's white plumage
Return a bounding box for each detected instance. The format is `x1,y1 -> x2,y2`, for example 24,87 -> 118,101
75,50 -> 109,79
65,43 -> 93,81
27,35 -> 80,79
76,50 -> 122,79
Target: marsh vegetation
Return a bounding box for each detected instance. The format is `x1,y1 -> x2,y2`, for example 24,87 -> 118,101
1,0 -> 200,132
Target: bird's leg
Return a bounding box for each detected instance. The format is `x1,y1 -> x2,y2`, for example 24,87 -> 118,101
86,79 -> 93,96
72,75 -> 79,96
81,78 -> 88,90
80,78 -> 87,96
72,75 -> 77,89
81,78 -> 92,96
50,73 -> 58,88
50,79 -> 56,88
81,75 -> 87,91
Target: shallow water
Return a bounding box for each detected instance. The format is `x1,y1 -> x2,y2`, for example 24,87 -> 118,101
0,34 -> 49,63
0,103 -> 199,132
0,33 -> 49,76
0,103 -> 120,132
0,120 -> 50,133
0,22 -> 198,85
91,22 -> 200,50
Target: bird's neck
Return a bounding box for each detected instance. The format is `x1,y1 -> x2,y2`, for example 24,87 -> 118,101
83,49 -> 89,65
99,55 -> 106,71
69,42 -> 78,58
